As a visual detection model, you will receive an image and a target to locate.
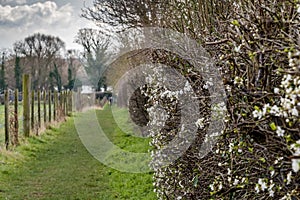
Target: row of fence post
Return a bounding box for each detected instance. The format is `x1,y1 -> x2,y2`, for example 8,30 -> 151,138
3,74 -> 73,150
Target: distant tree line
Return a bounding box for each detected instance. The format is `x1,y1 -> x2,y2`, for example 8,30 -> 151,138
0,32 -> 99,92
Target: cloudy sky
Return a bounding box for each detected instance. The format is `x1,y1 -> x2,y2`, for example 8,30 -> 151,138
0,0 -> 97,50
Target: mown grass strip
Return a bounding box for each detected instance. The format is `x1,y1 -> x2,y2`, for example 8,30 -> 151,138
0,106 -> 155,199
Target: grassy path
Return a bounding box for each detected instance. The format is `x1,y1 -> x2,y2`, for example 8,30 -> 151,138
0,106 -> 155,199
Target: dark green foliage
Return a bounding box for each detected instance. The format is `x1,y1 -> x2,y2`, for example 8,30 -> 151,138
97,76 -> 107,91
66,67 -> 74,90
0,52 -> 6,92
49,64 -> 62,92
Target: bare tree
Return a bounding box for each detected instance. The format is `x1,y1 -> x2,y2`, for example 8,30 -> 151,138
75,28 -> 111,91
62,49 -> 83,90
0,49 -> 13,92
13,33 -> 65,89
82,0 -> 169,31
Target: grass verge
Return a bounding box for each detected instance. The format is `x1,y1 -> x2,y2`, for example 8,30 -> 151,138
0,103 -> 53,146
0,105 -> 155,199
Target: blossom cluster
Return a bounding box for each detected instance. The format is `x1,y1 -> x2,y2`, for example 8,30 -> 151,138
249,49 -> 300,199
138,1 -> 300,199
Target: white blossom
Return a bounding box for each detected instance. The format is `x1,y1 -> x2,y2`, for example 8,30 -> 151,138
203,84 -> 209,90
269,189 -> 275,197
287,171 -> 292,185
274,87 -> 280,94
255,184 -> 260,193
253,110 -> 263,119
203,78 -> 214,90
234,76 -> 243,86
183,81 -> 192,92
209,183 -> 214,191
291,141 -> 300,173
292,159 -> 300,173
291,107 -> 299,117
270,105 -> 281,116
276,126 -> 285,137
227,168 -> 231,175
274,157 -> 284,165
268,182 -> 275,197
195,118 -> 205,129
280,193 -> 292,200
234,44 -> 242,52
225,85 -> 232,92
258,178 -> 267,191
233,179 -> 239,185
218,183 -> 223,190
179,181 -> 184,188
270,170 -> 275,177
241,177 -> 246,183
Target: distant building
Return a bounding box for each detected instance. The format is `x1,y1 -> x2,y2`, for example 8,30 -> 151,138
81,85 -> 94,94
106,86 -> 113,92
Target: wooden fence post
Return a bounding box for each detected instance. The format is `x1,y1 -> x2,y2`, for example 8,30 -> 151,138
77,89 -> 82,112
4,90 -> 9,149
65,91 -> 68,116
54,91 -> 57,121
37,90 -> 41,128
67,91 -> 70,114
43,91 -> 47,124
69,91 -> 73,113
60,92 -> 64,116
48,90 -> 51,122
64,91 -> 67,116
31,90 -> 34,130
23,74 -> 30,137
14,89 -> 19,145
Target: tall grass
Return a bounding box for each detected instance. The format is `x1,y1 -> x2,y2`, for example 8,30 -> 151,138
0,103 -> 53,147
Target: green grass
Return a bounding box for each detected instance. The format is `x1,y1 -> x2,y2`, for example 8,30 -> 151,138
0,105 -> 156,199
99,106 -> 151,152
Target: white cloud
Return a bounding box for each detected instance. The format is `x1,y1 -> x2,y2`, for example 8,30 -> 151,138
0,0 -> 98,50
0,1 -> 73,28
0,0 -> 27,5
